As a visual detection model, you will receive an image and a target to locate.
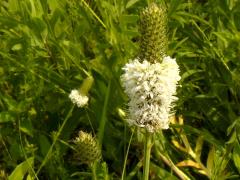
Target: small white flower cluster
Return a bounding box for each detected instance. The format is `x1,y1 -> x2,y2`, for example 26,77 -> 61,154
121,56 -> 181,132
69,89 -> 89,107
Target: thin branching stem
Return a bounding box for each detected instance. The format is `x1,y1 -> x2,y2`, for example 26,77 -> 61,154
36,105 -> 74,175
121,127 -> 135,180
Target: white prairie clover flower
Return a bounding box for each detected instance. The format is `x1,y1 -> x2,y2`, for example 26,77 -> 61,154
69,76 -> 94,108
121,56 -> 180,132
69,89 -> 89,107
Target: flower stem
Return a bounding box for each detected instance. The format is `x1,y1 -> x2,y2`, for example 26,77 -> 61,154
91,161 -> 97,180
143,130 -> 152,180
121,127 -> 135,180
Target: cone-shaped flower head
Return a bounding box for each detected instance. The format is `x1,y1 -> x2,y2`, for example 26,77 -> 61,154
121,3 -> 180,132
69,76 -> 94,107
73,131 -> 101,165
121,56 -> 180,132
139,3 -> 167,63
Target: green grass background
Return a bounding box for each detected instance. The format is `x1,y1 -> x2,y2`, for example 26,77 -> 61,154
1,0 -> 240,179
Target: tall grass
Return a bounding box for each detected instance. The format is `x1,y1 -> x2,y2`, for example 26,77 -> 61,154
0,0 -> 240,179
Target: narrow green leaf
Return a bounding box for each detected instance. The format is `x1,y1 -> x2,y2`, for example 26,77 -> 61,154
126,0 -> 140,9
11,44 -> 22,51
20,118 -> 33,137
121,15 -> 139,24
151,162 -> 179,180
181,70 -> 203,81
9,157 -> 34,180
195,136 -> 204,160
233,142 -> 240,173
0,111 -> 16,123
206,146 -> 215,176
38,135 -> 51,157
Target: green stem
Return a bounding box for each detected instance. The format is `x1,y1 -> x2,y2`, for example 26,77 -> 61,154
143,130 -> 152,180
158,152 -> 191,180
81,0 -> 106,29
91,161 -> 97,180
121,128 -> 135,180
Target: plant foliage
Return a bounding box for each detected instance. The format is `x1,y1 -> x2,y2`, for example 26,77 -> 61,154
0,0 -> 240,179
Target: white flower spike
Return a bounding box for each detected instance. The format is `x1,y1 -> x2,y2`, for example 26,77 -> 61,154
121,56 -> 181,132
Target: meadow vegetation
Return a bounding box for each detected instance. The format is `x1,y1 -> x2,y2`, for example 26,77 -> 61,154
0,0 -> 240,179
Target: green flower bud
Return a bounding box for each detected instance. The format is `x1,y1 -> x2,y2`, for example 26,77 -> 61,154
139,3 -> 168,63
73,131 -> 101,165
79,76 -> 94,95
